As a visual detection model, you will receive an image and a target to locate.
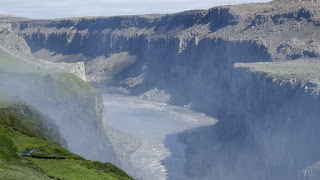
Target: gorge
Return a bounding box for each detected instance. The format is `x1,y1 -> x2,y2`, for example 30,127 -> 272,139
1,0 -> 320,179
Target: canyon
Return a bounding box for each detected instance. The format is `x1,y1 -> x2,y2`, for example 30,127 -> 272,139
1,0 -> 320,179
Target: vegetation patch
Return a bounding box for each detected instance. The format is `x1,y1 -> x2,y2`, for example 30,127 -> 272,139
235,59 -> 320,84
29,159 -> 132,180
0,96 -> 133,180
50,72 -> 98,100
0,54 -> 97,102
0,127 -> 19,162
0,96 -> 66,146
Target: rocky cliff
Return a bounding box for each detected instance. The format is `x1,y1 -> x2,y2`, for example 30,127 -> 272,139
0,23 -> 86,80
3,0 -> 320,179
8,0 -> 320,86
179,64 -> 320,180
0,96 -> 132,180
0,55 -> 119,166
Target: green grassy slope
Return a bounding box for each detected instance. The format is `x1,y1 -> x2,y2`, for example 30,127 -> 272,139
0,54 -> 97,101
0,55 -> 132,179
0,96 -> 132,180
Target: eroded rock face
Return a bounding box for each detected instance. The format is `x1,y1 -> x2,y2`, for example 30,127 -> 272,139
138,88 -> 171,102
4,0 -> 320,179
178,68 -> 320,180
301,161 -> 320,180
0,72 -> 117,163
0,23 -> 87,81
0,23 -> 11,33
8,1 -> 320,86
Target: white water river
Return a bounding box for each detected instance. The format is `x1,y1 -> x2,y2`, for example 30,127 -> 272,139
103,93 -> 217,180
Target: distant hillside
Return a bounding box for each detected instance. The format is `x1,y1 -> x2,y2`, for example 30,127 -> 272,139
0,14 -> 29,22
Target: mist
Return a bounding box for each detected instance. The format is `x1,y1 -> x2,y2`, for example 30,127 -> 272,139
102,93 -> 217,179
0,57 -> 119,165
2,0 -> 320,179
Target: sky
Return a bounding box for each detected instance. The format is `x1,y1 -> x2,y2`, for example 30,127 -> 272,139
0,0 -> 272,19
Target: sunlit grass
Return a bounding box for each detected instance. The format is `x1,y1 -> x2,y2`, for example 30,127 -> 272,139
0,53 -> 132,179
0,161 -> 50,180
30,158 -> 132,180
0,97 -> 133,180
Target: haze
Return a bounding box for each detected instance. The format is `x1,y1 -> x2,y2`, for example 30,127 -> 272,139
0,0 -> 271,19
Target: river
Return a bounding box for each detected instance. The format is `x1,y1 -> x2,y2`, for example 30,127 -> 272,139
103,93 -> 217,180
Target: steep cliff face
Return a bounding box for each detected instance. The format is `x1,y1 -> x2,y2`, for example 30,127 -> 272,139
4,0 -> 320,179
9,1 -> 320,86
178,66 -> 320,179
0,96 -> 132,180
0,56 -> 119,166
0,23 -> 86,81
0,72 -> 117,163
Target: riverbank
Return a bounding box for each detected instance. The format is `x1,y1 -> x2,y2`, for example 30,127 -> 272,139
103,93 -> 217,180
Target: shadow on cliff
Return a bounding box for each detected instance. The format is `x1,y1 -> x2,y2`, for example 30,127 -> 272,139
128,37 -> 272,115
160,73 -> 320,180
161,109 -> 320,180
0,68 -> 119,166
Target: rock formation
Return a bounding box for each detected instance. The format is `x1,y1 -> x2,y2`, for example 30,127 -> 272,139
1,0 -> 320,179
0,23 -> 86,80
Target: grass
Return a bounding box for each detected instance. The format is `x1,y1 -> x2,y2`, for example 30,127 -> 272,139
0,125 -> 51,180
0,161 -> 50,180
0,97 -> 133,180
0,127 -> 19,162
0,53 -> 97,101
235,59 -> 320,84
50,72 -> 98,100
0,72 -> 98,103
0,54 -> 102,141
0,53 -> 132,179
29,159 -> 132,180
26,144 -> 83,160
0,97 -> 66,146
